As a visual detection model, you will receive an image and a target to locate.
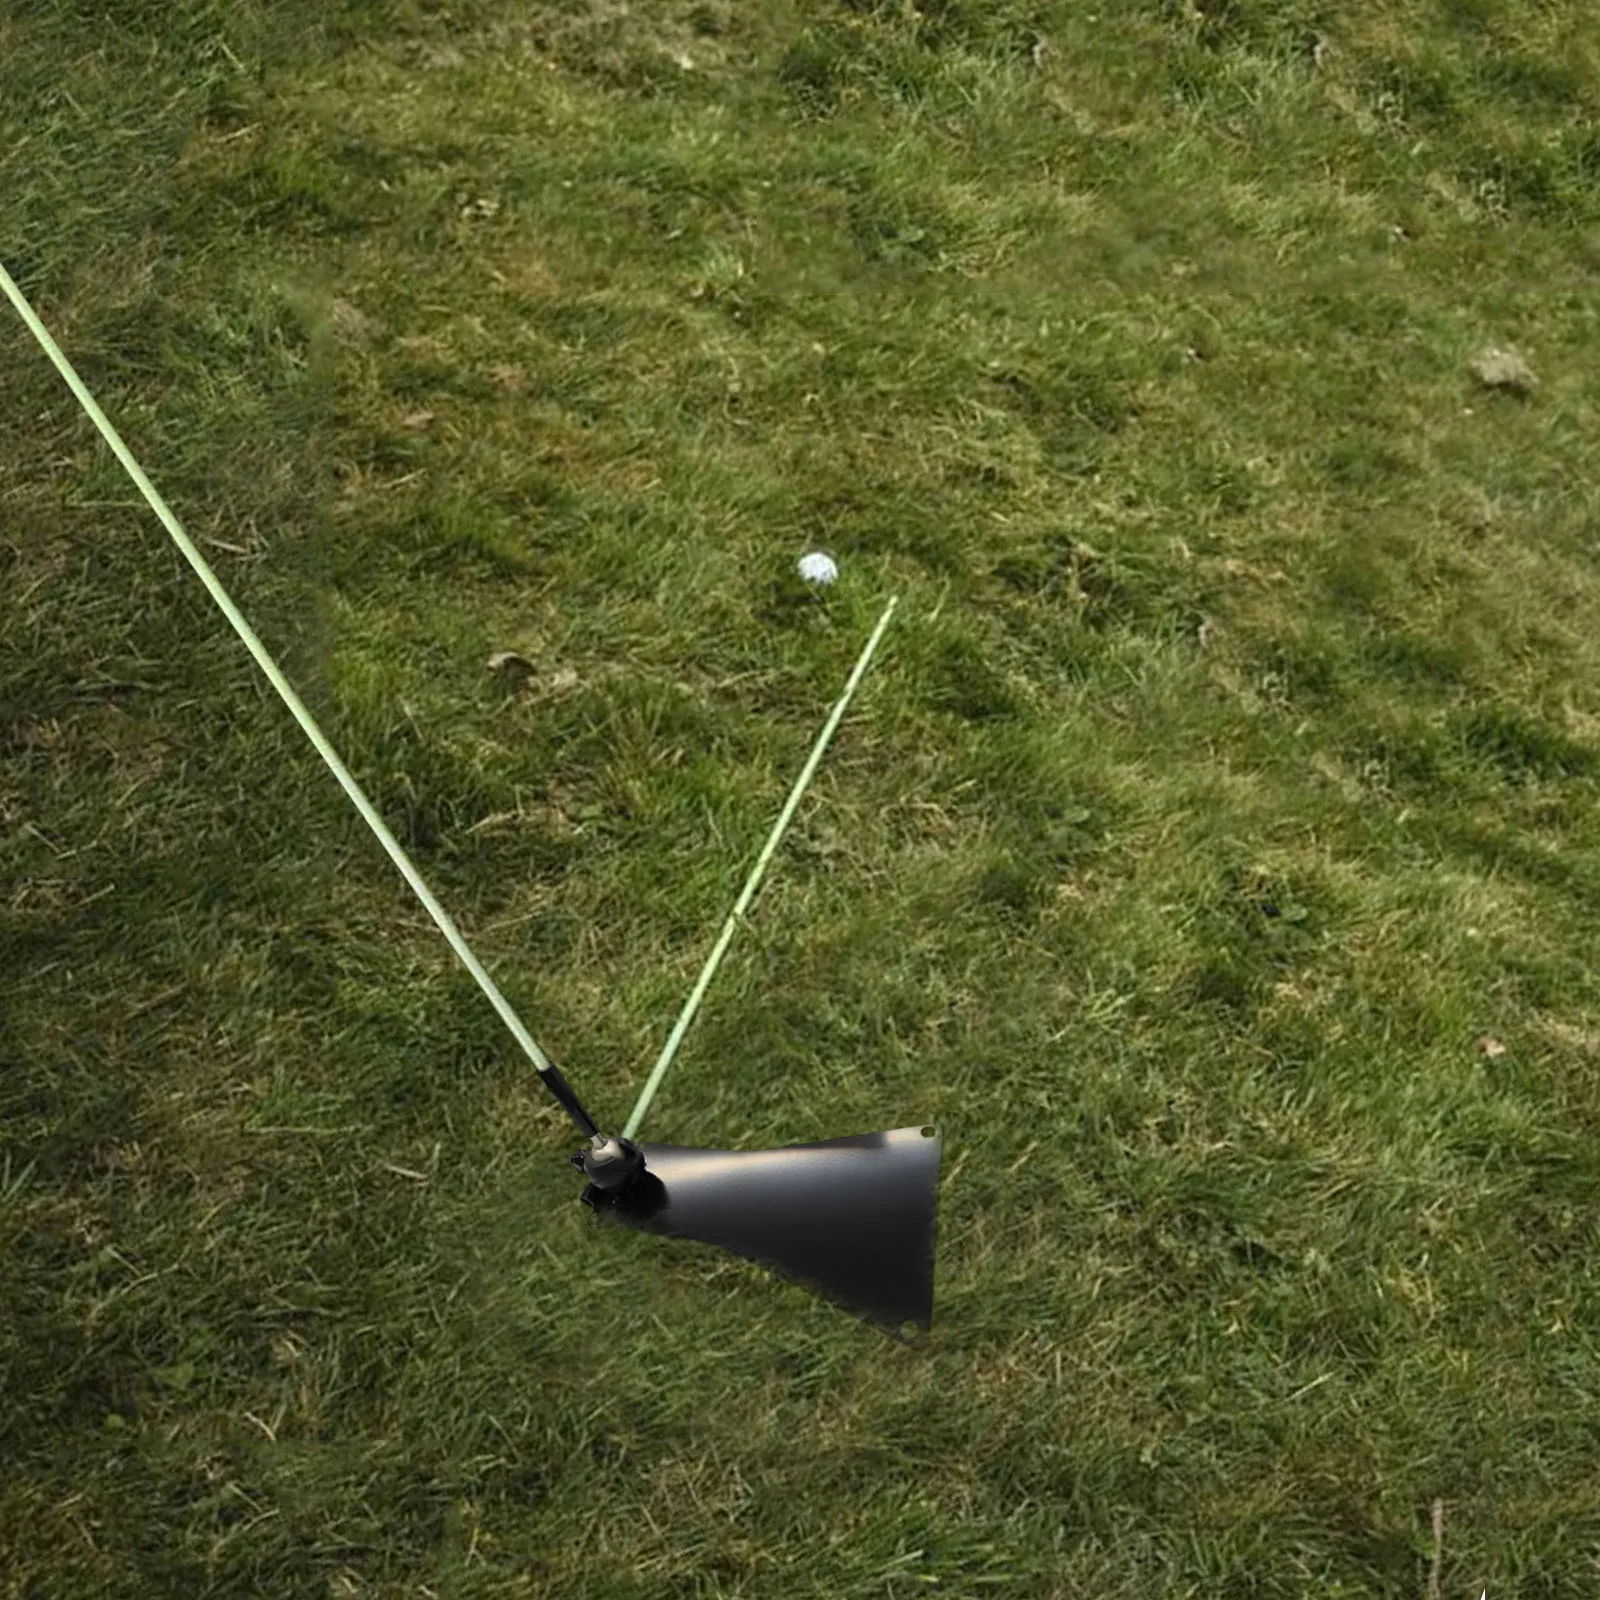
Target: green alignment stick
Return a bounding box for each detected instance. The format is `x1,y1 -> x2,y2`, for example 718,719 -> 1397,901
623,593 -> 900,1142
0,261 -> 573,1101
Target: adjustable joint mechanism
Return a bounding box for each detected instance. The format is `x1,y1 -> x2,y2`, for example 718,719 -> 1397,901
572,1133 -> 645,1194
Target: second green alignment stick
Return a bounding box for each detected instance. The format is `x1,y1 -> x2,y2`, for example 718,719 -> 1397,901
622,594 -> 900,1142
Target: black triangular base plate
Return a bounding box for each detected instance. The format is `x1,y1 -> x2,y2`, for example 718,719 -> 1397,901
582,1126 -> 941,1337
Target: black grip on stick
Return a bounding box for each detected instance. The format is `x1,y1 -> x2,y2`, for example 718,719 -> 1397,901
541,1060 -> 600,1139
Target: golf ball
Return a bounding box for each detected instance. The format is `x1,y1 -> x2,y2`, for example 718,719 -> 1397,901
798,550 -> 838,585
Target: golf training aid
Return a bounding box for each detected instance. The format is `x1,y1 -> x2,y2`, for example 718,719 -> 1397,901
4,262 -> 942,1338
573,595 -> 941,1336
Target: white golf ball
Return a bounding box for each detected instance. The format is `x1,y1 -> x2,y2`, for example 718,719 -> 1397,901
798,550 -> 838,585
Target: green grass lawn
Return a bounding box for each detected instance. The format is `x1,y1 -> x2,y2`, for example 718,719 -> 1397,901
4,0 -> 1600,1593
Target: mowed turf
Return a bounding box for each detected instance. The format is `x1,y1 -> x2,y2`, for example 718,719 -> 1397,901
3,0 -> 1600,1594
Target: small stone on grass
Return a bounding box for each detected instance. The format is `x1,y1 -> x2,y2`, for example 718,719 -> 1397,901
1469,346 -> 1537,396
